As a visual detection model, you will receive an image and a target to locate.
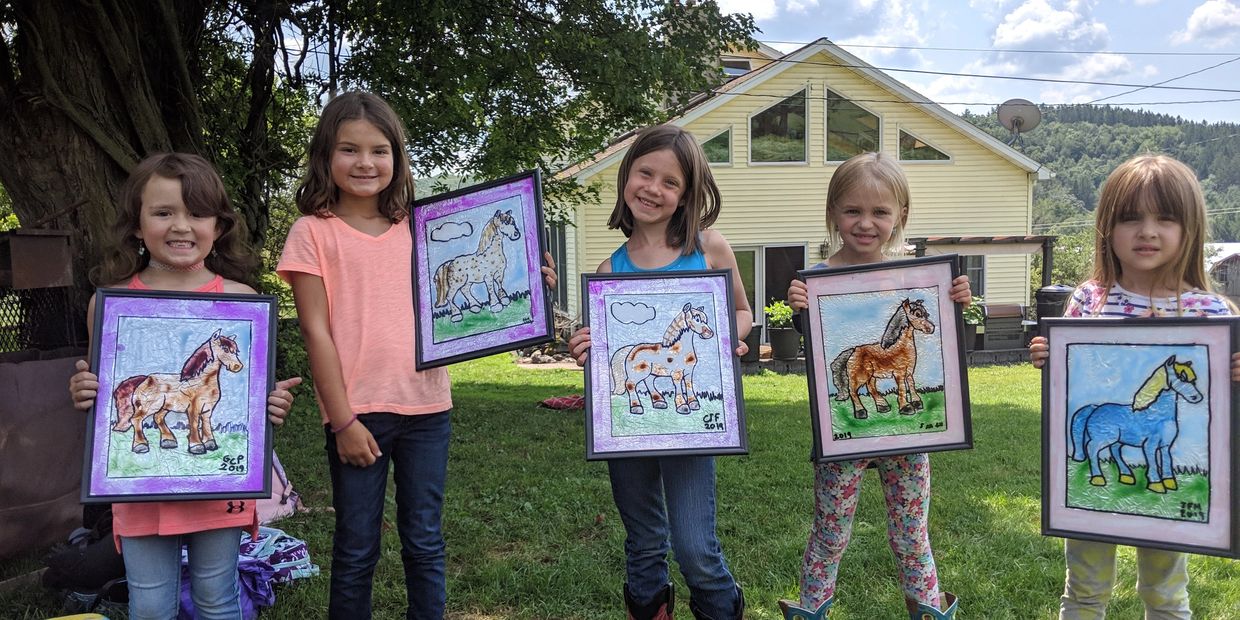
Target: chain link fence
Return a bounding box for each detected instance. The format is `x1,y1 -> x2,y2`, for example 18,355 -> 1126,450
0,286 -> 86,354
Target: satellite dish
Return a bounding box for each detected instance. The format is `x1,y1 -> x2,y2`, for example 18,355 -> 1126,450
997,98 -> 1041,147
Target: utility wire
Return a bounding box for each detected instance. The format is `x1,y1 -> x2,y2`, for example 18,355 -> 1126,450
1090,56 -> 1240,104
759,40 -> 1240,57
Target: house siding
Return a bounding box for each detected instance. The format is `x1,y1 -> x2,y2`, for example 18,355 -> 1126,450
567,48 -> 1035,313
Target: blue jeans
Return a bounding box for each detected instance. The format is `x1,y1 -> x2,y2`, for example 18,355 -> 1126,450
608,455 -> 740,618
122,527 -> 242,620
326,411 -> 451,620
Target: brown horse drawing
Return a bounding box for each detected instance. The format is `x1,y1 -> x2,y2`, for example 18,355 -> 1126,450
111,329 -> 244,454
830,298 -> 935,419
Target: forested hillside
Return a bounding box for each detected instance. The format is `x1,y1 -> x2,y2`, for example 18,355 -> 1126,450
961,105 -> 1240,241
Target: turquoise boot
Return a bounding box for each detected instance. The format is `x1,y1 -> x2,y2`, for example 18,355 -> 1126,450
778,596 -> 832,619
907,592 -> 958,620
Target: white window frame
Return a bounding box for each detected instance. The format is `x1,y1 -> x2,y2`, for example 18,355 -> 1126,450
824,86 -> 883,164
897,126 -> 953,164
961,254 -> 985,297
700,125 -> 733,167
748,85 -> 810,166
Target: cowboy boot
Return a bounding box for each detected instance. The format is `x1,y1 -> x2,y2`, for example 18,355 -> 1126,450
626,582 -> 674,620
689,586 -> 745,620
778,595 -> 832,619
906,592 -> 958,620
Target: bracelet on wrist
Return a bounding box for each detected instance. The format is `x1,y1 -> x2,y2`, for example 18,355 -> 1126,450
330,414 -> 358,433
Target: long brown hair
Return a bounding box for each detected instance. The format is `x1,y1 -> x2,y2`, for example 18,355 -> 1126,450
606,124 -> 721,255
92,153 -> 256,286
1089,154 -> 1215,313
824,152 -> 910,258
295,91 -> 415,222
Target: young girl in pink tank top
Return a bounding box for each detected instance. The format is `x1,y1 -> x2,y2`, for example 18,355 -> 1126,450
67,153 -> 301,620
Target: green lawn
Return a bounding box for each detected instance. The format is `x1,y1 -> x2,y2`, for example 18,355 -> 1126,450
3,360 -> 1238,619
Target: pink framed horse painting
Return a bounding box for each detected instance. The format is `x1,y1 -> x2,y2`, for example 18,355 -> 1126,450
801,254 -> 972,462
83,289 -> 275,503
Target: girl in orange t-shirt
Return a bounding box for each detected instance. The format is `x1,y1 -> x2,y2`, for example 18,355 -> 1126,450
277,91 -> 556,619
67,153 -> 300,619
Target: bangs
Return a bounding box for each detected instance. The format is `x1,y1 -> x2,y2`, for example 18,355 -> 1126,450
1113,183 -> 1180,223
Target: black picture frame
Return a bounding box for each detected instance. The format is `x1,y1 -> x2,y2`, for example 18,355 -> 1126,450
83,288 -> 276,503
410,169 -> 554,369
1041,316 -> 1240,558
581,269 -> 748,460
799,254 -> 973,462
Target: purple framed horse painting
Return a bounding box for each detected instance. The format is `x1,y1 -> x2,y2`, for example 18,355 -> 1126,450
83,289 -> 275,503
411,170 -> 554,369
801,254 -> 972,462
582,270 -> 747,460
1041,317 -> 1240,558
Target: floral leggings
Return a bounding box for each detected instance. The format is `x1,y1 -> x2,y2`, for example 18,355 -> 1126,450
799,452 -> 940,609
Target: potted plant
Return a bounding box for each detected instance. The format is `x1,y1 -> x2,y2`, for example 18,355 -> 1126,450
962,295 -> 984,352
764,300 -> 801,360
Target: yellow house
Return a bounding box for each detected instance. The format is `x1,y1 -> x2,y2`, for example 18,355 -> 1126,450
557,38 -> 1051,327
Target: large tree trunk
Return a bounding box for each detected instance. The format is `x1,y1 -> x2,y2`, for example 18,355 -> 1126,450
0,0 -> 210,298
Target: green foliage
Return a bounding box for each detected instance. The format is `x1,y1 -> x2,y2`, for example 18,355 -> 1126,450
1032,227 -> 1096,297
339,1 -> 756,222
0,184 -> 14,231
764,299 -> 794,328
753,135 -> 807,162
962,296 -> 985,325
963,105 -> 1240,241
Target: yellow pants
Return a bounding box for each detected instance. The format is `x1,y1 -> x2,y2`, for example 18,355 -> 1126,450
1060,539 -> 1190,620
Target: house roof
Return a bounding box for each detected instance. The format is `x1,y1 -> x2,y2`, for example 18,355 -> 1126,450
559,37 -> 1052,182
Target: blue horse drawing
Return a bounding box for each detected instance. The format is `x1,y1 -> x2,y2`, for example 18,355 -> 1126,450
1069,355 -> 1203,494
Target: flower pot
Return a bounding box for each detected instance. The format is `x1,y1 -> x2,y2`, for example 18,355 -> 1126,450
767,326 -> 801,360
741,324 -> 762,362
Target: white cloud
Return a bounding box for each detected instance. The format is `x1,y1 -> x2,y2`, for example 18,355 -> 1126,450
718,0 -> 779,21
1172,0 -> 1240,46
430,221 -> 472,242
1142,64 -> 1160,78
1134,0 -> 1160,5
611,302 -> 656,325
992,0 -> 1108,49
785,0 -> 820,14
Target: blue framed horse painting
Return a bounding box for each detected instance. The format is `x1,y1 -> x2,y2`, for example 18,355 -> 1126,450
1042,318 -> 1240,558
800,255 -> 972,462
582,270 -> 747,459
83,289 -> 275,503
411,170 -> 554,369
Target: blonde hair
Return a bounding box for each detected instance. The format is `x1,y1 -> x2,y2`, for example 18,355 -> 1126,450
1089,153 -> 1216,314
295,91 -> 415,223
606,124 -> 720,255
824,152 -> 910,258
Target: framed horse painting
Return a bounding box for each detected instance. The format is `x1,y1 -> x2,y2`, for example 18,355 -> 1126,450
410,170 -> 554,369
800,254 -> 972,462
1041,317 -> 1240,558
82,288 -> 276,503
581,270 -> 747,460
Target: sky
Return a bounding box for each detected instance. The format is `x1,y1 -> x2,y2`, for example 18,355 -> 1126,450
718,0 -> 1240,124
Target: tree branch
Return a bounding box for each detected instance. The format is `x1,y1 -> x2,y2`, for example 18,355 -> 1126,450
17,9 -> 138,172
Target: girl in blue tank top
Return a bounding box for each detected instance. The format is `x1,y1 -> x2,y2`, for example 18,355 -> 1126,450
568,124 -> 752,620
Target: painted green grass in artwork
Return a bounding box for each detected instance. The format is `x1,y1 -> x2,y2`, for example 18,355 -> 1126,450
830,390 -> 946,438
107,431 -> 251,478
1065,460 -> 1210,522
432,294 -> 532,343
610,394 -> 727,436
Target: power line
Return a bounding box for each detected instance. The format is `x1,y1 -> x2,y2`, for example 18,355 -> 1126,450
1090,56 -> 1240,104
759,39 -> 1240,57
669,88 -> 1240,108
